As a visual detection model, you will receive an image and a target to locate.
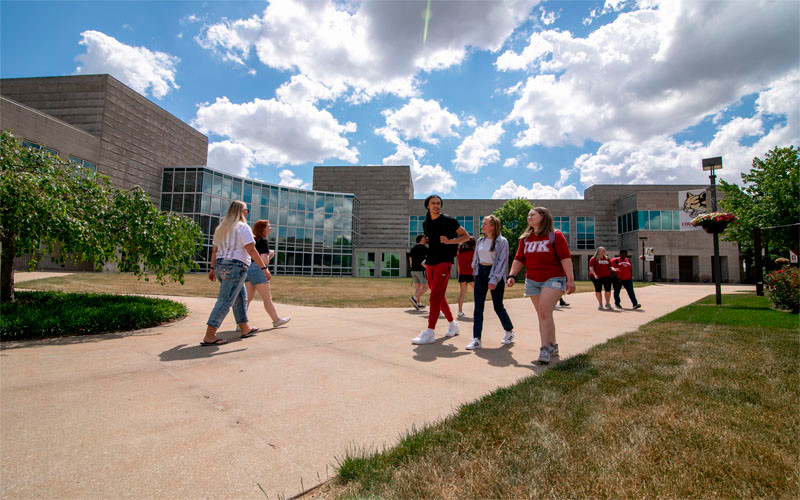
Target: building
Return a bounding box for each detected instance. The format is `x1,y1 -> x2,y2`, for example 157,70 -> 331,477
1,75 -> 740,282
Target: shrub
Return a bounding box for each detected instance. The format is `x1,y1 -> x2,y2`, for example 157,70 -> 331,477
764,266 -> 800,313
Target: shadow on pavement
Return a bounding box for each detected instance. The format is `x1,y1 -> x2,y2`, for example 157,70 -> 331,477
159,343 -> 247,361
0,330 -> 162,351
412,337 -> 470,362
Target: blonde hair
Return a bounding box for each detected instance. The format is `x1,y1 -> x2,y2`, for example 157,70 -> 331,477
521,207 -> 554,239
592,246 -> 607,261
483,214 -> 501,251
214,201 -> 248,248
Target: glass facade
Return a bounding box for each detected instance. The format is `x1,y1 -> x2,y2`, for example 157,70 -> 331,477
161,167 -> 359,276
553,216 -> 570,245
576,216 -> 595,249
408,215 -> 475,245
618,210 -> 682,233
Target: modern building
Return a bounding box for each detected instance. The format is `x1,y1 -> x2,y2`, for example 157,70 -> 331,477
2,75 -> 740,282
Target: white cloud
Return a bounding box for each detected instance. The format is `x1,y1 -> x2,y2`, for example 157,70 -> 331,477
453,121 -> 505,173
498,1 -> 799,148
195,0 -> 542,101
555,167 -> 572,188
275,74 -> 341,105
193,96 -> 358,165
411,163 -> 457,195
503,157 -> 519,168
540,8 -> 559,26
525,161 -> 542,171
381,98 -> 460,145
207,140 -> 254,177
491,180 -> 581,199
278,169 -> 309,189
75,30 -> 179,99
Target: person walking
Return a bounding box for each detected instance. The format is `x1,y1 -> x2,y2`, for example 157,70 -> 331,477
201,201 -> 268,346
506,207 -> 575,364
408,234 -> 428,309
465,215 -> 514,350
456,237 -> 476,318
611,249 -> 641,309
244,219 -> 291,329
411,195 -> 469,345
589,246 -> 614,310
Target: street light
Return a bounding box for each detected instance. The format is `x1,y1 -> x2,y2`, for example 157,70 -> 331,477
639,236 -> 648,281
703,156 -> 723,305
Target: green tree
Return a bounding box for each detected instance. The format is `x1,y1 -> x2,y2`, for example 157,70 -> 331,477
0,130 -> 202,303
720,145 -> 799,257
493,198 -> 532,260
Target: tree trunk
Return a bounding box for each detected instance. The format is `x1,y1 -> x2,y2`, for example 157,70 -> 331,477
1,233 -> 16,303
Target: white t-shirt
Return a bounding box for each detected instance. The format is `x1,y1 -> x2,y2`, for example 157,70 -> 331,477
215,222 -> 255,265
477,237 -> 495,264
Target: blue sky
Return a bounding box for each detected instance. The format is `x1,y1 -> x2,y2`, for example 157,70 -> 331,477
2,0 -> 798,199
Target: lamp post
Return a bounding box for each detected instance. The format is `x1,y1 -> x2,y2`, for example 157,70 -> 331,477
702,156 -> 723,305
639,236 -> 648,281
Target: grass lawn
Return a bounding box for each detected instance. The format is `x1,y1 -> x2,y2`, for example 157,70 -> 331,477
16,272 -> 607,308
323,293 -> 799,499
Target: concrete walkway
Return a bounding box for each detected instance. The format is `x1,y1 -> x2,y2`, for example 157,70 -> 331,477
1,282 -> 753,499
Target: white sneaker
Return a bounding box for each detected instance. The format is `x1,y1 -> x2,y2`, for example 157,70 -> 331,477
411,329 -> 435,345
445,321 -> 460,337
273,317 -> 291,327
466,338 -> 481,350
457,311 -> 466,318
548,343 -> 559,357
500,331 -> 515,345
537,346 -> 551,364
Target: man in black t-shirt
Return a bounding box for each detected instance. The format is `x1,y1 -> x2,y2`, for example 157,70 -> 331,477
411,195 -> 469,345
408,234 -> 428,309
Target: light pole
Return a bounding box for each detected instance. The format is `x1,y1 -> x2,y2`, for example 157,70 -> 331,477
702,156 -> 723,305
639,236 -> 648,281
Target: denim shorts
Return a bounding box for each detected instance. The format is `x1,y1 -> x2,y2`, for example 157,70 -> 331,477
245,260 -> 269,285
524,276 -> 566,296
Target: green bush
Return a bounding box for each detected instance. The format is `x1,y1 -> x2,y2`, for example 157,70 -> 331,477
764,266 -> 800,313
0,291 -> 187,340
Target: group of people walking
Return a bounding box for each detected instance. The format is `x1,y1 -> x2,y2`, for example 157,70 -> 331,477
409,195 -> 641,364
201,201 -> 290,346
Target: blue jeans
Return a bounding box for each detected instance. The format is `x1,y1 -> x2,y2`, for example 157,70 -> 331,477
473,265 -> 514,339
613,278 -> 639,307
207,258 -> 249,328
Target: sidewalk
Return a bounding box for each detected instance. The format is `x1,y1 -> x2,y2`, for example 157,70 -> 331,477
0,283 -> 752,499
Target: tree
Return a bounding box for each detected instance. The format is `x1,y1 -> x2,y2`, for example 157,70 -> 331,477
493,198 -> 532,261
719,145 -> 799,257
0,130 -> 202,303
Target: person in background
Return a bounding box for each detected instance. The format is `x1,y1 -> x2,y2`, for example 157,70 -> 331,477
244,219 -> 291,329
411,195 -> 469,345
465,215 -> 514,350
507,207 -> 575,364
201,201 -> 268,346
611,249 -> 641,309
589,246 -> 614,310
456,237 -> 476,318
408,234 -> 429,309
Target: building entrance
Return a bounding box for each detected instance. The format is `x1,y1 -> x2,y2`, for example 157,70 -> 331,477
679,255 -> 697,282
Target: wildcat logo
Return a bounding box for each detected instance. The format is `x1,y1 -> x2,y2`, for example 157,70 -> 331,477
524,240 -> 551,253
683,191 -> 707,217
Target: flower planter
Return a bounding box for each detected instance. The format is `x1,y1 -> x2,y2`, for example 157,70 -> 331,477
701,219 -> 730,234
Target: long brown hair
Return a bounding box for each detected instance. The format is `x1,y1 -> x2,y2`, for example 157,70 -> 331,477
214,200 -> 248,247
458,237 -> 476,252
483,214 -> 501,251
252,219 -> 270,240
520,206 -> 554,239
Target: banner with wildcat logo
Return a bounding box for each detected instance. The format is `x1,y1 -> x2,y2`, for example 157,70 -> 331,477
678,189 -> 709,231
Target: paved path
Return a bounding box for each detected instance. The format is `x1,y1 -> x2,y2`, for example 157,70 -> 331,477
0,282 -> 753,499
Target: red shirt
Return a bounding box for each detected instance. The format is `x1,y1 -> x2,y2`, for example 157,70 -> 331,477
590,256 -> 612,278
514,231 -> 570,282
611,257 -> 633,280
457,249 -> 474,275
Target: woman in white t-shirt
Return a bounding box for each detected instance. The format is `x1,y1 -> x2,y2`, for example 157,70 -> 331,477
465,215 -> 515,350
201,201 -> 269,346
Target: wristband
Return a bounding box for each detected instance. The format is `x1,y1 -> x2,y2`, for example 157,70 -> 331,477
260,266 -> 267,270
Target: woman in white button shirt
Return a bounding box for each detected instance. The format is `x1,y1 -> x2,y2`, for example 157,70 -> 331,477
465,215 -> 515,350
201,201 -> 269,346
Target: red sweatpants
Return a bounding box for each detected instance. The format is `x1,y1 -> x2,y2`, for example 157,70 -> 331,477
426,262 -> 454,329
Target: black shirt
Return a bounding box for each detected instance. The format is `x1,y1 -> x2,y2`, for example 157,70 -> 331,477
409,244 -> 427,271
423,214 -> 460,265
255,238 -> 270,256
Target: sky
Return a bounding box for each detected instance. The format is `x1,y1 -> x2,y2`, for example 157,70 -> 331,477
1,0 -> 798,200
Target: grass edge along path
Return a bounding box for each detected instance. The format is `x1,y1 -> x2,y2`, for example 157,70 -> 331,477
0,290 -> 188,341
323,293 -> 799,499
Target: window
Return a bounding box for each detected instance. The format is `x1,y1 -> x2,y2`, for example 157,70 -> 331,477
356,252 -> 375,277
455,216 -> 474,236
553,216 -> 570,245
576,216 -> 594,249
69,156 -> 97,177
618,210 -> 683,233
22,140 -> 57,156
409,215 -> 425,246
381,252 -> 401,277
